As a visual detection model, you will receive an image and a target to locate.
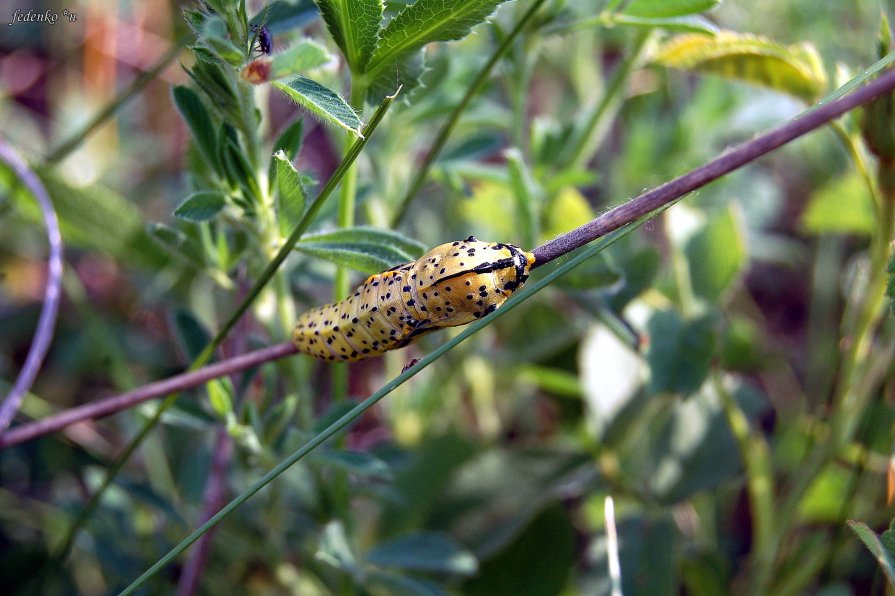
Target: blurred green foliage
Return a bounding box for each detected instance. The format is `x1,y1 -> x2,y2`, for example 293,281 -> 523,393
1,0 -> 895,594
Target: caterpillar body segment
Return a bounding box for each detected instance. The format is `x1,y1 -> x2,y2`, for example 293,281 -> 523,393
292,237 -> 536,362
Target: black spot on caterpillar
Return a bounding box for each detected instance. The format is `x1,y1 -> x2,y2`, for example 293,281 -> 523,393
292,237 -> 536,362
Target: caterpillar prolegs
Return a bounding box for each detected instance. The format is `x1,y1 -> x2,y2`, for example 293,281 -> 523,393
292,237 -> 536,362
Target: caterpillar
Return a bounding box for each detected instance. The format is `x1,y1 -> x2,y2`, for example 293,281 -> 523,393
292,237 -> 536,362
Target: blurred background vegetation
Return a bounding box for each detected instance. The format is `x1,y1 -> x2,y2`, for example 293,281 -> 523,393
2,0 -> 895,594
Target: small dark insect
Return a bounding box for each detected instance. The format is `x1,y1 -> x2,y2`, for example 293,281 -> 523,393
251,24 -> 272,55
401,358 -> 420,373
293,237 -> 536,362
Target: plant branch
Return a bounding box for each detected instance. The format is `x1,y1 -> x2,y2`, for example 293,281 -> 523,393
0,138 -> 64,431
0,342 -> 297,449
532,63 -> 895,267
5,64 -> 895,452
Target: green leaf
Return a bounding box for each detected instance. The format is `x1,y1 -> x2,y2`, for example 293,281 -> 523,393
881,519 -> 895,557
364,571 -> 443,596
207,378 -> 235,419
654,31 -> 828,102
541,187 -> 595,244
465,505 -> 575,595
685,204 -> 747,302
505,149 -> 539,249
174,191 -> 227,222
273,150 -> 307,236
604,246 -> 661,312
173,310 -> 212,361
580,324 -> 645,440
848,520 -> 895,587
801,173 -> 876,236
12,167 -> 171,271
366,532 -> 478,576
312,450 -> 393,479
317,520 -> 360,572
272,118 -> 305,161
250,0 -> 319,33
587,513 -> 678,595
202,15 -> 246,66
364,0 -> 510,97
242,39 -> 332,83
186,59 -> 238,116
436,448 -> 592,557
610,14 -> 719,34
647,310 -> 715,395
886,249 -> 895,317
146,223 -> 206,269
295,227 -> 426,273
621,0 -> 720,18
517,365 -> 583,398
316,0 -> 384,72
272,76 -> 363,136
221,133 -> 261,201
645,382 -> 766,503
172,86 -> 219,171
555,253 -> 620,290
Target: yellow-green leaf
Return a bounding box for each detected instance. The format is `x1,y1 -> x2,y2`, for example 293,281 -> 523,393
541,187 -> 595,243
654,31 -> 828,102
801,172 -> 876,236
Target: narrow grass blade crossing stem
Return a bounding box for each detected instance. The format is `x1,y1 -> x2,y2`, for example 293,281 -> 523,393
6,61 -> 895,446
120,208 -> 648,596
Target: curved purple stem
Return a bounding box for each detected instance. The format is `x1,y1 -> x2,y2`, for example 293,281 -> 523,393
0,138 -> 64,432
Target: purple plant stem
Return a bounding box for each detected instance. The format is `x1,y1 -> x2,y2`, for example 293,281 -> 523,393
175,428 -> 233,596
0,138 -> 64,431
0,341 -> 297,449
532,66 -> 895,266
176,269 -> 247,595
4,65 -> 895,450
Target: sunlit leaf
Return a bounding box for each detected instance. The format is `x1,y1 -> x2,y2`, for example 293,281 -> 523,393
272,76 -> 363,136
621,0 -> 720,18
654,31 -> 828,101
801,172 -> 876,236
363,0 -> 511,99
685,204 -> 748,302
366,532 -> 478,575
174,191 -> 226,222
647,310 -> 715,395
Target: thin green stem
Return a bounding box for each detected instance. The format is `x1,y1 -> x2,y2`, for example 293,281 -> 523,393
389,0 -> 549,227
331,83 -> 368,401
46,38 -> 188,164
715,374 -> 775,589
561,30 -> 651,171
759,118 -> 895,596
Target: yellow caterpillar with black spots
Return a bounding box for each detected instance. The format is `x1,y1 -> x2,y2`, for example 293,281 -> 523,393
293,237 -> 536,362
